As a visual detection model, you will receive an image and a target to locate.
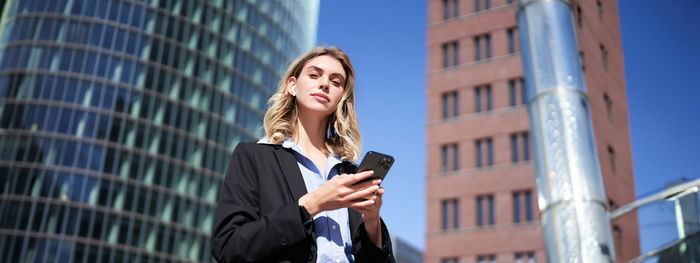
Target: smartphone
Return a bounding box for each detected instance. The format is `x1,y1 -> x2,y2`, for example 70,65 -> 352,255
357,151 -> 394,183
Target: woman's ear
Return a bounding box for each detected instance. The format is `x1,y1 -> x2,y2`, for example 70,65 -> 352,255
286,77 -> 296,96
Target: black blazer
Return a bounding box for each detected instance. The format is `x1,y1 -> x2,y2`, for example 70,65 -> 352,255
211,142 -> 395,263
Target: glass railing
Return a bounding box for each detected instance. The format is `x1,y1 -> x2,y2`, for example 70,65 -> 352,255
611,178 -> 700,262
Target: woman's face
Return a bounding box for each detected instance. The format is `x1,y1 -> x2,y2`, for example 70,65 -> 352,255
288,55 -> 347,118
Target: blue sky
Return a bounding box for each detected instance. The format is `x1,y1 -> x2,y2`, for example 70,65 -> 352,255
316,0 -> 700,251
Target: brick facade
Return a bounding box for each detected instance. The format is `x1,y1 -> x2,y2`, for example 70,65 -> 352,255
425,0 -> 639,262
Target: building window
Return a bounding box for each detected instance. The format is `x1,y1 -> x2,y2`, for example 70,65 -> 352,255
477,254 -> 496,263
509,80 -> 516,107
486,85 -> 492,110
511,134 -> 519,163
515,252 -> 536,263
443,0 -> 459,20
576,5 -> 583,29
608,145 -> 616,174
579,51 -> 586,72
473,34 -> 491,61
513,190 -> 534,223
442,258 -> 459,263
613,225 -> 622,257
475,138 -> 493,168
509,78 -> 525,107
474,0 -> 490,12
523,132 -> 530,161
441,143 -> 459,172
474,85 -> 492,112
443,91 -> 459,119
520,78 -> 526,104
507,28 -> 516,54
604,93 -> 612,122
475,86 -> 481,112
476,194 -> 494,226
453,144 -> 459,171
511,132 -> 530,163
600,44 -> 608,71
597,0 -> 603,21
442,41 -> 459,68
507,0 -> 514,5
441,199 -> 459,230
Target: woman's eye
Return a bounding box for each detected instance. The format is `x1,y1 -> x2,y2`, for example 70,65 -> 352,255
309,73 -> 319,78
332,81 -> 341,86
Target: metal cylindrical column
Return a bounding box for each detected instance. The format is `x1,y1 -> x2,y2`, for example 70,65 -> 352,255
517,0 -> 616,262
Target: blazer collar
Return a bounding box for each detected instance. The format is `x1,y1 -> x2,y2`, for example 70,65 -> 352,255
272,146 -> 309,201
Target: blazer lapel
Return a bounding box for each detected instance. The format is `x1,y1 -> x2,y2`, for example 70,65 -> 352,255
273,147 -> 309,200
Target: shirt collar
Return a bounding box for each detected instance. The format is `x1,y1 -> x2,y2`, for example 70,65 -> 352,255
257,137 -> 343,166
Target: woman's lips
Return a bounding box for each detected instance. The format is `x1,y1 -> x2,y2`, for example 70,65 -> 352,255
311,93 -> 330,103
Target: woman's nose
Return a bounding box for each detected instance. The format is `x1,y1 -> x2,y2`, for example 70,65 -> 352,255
320,78 -> 329,90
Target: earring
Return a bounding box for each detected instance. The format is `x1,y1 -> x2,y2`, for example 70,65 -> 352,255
292,85 -> 296,96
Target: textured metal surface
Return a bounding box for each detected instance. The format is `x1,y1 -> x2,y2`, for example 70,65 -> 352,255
518,0 -> 616,262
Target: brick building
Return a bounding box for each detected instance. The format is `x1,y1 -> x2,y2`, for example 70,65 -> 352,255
425,0 -> 639,262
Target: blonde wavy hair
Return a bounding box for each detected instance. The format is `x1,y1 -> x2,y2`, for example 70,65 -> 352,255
263,46 -> 362,162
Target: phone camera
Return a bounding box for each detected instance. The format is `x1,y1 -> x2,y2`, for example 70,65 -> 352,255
379,158 -> 392,169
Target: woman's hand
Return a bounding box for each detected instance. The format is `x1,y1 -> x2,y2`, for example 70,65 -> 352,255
353,186 -> 385,248
298,170 -> 382,217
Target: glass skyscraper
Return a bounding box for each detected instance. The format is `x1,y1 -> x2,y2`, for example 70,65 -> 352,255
0,0 -> 318,262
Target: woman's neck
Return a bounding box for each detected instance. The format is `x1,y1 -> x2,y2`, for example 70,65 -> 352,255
293,111 -> 329,155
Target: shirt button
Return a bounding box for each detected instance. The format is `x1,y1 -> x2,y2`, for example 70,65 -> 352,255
331,225 -> 337,230
336,259 -> 341,263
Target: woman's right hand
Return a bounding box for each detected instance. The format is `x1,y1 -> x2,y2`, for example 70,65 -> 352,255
298,170 -> 382,217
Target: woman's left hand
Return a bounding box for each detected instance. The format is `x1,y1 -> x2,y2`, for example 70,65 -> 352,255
351,186 -> 385,247
351,187 -> 384,221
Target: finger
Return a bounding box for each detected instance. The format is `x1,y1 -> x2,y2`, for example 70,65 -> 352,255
348,178 -> 381,191
350,170 -> 375,184
349,199 -> 375,208
353,206 -> 371,214
344,185 -> 380,202
376,188 -> 385,197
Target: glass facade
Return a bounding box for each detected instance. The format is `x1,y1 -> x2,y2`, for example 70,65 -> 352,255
0,0 -> 318,262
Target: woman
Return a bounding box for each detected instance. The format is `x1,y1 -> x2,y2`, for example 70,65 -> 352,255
211,46 -> 395,263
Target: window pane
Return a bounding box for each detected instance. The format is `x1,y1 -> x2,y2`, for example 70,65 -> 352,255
452,144 -> 459,171
442,200 -> 448,230
486,85 -> 492,110
442,93 -> 448,119
452,91 -> 459,117
442,44 -> 449,68
523,133 -> 530,161
511,134 -> 518,163
487,138 -> 493,166
443,0 -> 449,20
475,87 -> 481,113
509,80 -> 516,106
520,78 -> 527,104
525,191 -> 533,221
452,41 -> 459,66
452,199 -> 459,228
508,28 -> 514,54
488,195 -> 494,225
474,36 -> 481,61
475,140 -> 482,168
513,192 -> 521,223
442,145 -> 448,172
477,196 -> 483,226
453,0 -> 459,18
485,34 -> 492,59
